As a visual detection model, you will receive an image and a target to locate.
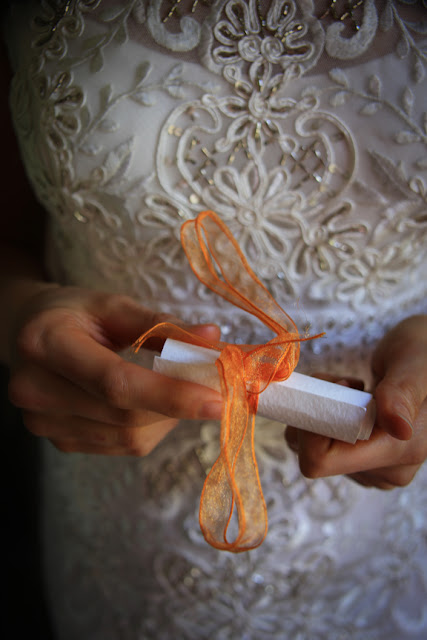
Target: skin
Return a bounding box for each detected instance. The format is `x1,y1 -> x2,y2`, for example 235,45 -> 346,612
6,288 -> 426,488
285,314 -> 427,489
6,286 -> 223,456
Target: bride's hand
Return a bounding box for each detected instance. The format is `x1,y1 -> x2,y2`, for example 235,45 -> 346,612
285,315 -> 427,489
8,286 -> 222,456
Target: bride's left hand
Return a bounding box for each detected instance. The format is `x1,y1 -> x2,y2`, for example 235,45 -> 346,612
285,315 -> 427,490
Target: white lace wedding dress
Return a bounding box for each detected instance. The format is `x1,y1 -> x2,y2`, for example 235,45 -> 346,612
3,1 -> 427,638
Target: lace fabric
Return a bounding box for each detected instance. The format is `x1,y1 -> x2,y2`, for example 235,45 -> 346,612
3,1 -> 427,638
41,418 -> 427,640
5,1 -> 427,370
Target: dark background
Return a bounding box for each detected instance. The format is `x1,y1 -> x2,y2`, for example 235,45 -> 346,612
1,364 -> 54,639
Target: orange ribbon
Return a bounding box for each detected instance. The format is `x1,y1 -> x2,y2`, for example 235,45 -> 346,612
133,211 -> 323,552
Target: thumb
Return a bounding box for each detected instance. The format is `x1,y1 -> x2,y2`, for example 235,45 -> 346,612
188,323 -> 221,342
373,338 -> 427,441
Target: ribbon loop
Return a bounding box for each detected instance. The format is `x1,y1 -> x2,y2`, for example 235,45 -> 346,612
181,211 -> 300,338
134,211 -> 323,552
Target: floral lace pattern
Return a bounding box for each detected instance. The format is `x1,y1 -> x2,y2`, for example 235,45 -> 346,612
6,0 -> 427,363
41,417 -> 427,640
4,1 -> 427,638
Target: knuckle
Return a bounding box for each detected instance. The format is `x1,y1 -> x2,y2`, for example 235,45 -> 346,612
16,319 -> 45,361
160,394 -> 185,419
108,294 -> 135,310
99,361 -> 130,408
298,455 -> 324,479
397,379 -> 421,414
130,444 -> 153,457
297,439 -> 332,479
117,428 -> 140,451
140,309 -> 181,332
159,381 -> 197,419
103,294 -> 149,324
17,310 -> 78,362
8,371 -> 45,411
155,312 -> 178,325
117,428 -> 157,457
391,478 -> 409,489
405,450 -> 424,467
17,314 -> 63,362
391,469 -> 417,488
104,294 -> 138,319
115,409 -> 144,429
377,378 -> 419,419
7,373 -> 29,408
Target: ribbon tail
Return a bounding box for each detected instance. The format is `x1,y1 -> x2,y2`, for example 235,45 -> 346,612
199,346 -> 268,553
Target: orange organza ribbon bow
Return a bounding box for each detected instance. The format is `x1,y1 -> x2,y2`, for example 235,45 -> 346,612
134,211 -> 322,553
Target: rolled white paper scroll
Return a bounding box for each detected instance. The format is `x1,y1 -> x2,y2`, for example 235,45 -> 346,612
153,339 -> 376,444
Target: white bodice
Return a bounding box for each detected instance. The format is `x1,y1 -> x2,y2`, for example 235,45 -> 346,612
5,0 -> 427,372
3,2 -> 427,638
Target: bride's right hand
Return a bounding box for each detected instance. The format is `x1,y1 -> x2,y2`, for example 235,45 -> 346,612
8,285 -> 222,456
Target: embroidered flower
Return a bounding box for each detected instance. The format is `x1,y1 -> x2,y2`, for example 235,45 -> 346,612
35,148 -> 79,218
32,0 -> 95,60
36,71 -> 84,148
201,162 -> 301,263
209,0 -> 320,72
214,63 -> 316,152
290,202 -> 368,277
335,244 -> 413,306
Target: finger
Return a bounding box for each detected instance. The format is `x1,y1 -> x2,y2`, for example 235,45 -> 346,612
25,412 -> 178,456
284,373 -> 366,452
188,323 -> 221,342
283,369 -> 366,451
373,318 -> 427,440
348,464 -> 421,490
295,427 -> 409,479
284,425 -> 299,452
9,363 -> 170,426
311,372 -> 365,390
96,295 -> 220,348
51,440 -> 132,456
50,439 -> 152,456
347,472 -> 395,490
18,320 -> 223,419
294,396 -> 427,479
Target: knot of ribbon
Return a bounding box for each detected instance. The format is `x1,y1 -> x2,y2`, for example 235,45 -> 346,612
134,211 -> 323,553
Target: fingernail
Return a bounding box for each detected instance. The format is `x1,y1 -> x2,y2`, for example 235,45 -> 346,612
396,413 -> 414,434
200,401 -> 222,420
337,378 -> 365,390
337,379 -> 350,388
189,323 -> 217,330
